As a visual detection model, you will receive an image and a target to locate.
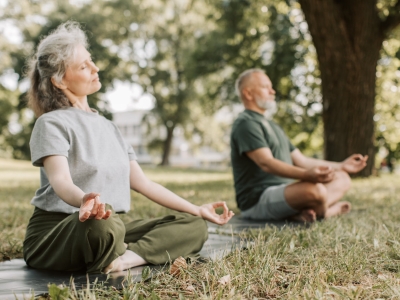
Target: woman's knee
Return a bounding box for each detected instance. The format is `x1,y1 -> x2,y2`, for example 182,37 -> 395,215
192,217 -> 208,243
177,213 -> 208,244
77,216 -> 125,242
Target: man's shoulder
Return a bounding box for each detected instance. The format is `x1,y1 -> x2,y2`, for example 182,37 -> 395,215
232,118 -> 259,137
233,111 -> 262,127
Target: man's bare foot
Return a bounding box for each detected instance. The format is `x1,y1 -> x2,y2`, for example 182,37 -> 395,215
325,201 -> 351,218
289,209 -> 316,222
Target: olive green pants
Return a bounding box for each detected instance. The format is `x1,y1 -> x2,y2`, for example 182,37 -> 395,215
23,207 -> 208,273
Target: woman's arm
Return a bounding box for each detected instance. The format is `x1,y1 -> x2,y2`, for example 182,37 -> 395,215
43,155 -> 111,221
129,160 -> 234,225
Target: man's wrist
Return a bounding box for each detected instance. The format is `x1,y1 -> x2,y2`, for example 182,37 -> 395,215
298,168 -> 309,181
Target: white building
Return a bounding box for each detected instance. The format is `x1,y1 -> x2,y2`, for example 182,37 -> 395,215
112,110 -> 153,164
112,107 -> 242,168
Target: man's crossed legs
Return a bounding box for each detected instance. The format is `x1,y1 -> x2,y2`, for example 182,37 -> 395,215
285,170 -> 352,222
241,170 -> 352,222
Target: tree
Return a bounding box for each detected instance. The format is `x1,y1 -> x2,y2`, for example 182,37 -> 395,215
1,0 -> 140,159
128,0 -> 218,165
192,0 -> 324,154
298,0 -> 400,176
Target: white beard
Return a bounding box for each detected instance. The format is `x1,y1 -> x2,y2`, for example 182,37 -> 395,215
255,97 -> 277,116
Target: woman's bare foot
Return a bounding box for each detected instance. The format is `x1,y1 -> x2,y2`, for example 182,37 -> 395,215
103,250 -> 147,274
325,201 -> 351,218
103,257 -> 121,274
289,209 -> 317,222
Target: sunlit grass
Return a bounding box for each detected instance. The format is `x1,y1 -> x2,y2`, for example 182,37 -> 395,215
1,158 -> 400,298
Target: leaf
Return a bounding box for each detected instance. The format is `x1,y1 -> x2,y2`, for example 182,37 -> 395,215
170,256 -> 187,276
378,272 -> 388,280
48,283 -> 70,300
374,238 -> 379,249
141,266 -> 151,281
185,285 -> 195,292
218,274 -> 231,285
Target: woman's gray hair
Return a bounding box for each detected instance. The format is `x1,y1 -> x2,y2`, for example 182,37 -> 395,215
27,21 -> 88,117
235,68 -> 265,99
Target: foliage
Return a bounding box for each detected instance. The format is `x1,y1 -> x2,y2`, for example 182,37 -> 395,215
298,0 -> 400,176
124,0 -> 231,164
192,0 -> 324,155
0,0 -> 139,159
0,0 -> 325,163
1,158 -> 400,298
375,26 -> 400,164
1,0 -> 400,164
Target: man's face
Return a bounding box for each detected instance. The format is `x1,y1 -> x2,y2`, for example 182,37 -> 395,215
249,73 -> 276,110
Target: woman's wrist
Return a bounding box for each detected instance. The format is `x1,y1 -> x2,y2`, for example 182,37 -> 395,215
186,204 -> 202,217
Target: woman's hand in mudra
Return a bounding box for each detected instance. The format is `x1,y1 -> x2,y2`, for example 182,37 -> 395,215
199,202 -> 234,225
79,193 -> 112,222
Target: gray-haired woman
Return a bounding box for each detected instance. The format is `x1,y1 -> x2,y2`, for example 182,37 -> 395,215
23,21 -> 233,274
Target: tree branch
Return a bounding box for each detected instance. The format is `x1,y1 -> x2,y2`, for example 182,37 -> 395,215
381,0 -> 400,35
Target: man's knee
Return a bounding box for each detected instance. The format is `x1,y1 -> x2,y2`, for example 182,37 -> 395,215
306,183 -> 327,204
285,182 -> 327,210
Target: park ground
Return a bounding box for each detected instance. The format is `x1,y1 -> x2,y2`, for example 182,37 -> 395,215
1,158 -> 400,299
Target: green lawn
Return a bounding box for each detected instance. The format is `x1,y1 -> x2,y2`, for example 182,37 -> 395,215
1,158 -> 400,299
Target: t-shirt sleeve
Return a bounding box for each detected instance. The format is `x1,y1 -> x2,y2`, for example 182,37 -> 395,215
289,140 -> 296,152
233,120 -> 269,155
126,143 -> 137,161
30,115 -> 70,167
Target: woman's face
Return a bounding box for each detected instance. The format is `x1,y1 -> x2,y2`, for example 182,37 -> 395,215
61,44 -> 101,97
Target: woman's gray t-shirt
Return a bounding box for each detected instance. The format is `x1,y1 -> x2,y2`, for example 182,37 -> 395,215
30,107 -> 137,214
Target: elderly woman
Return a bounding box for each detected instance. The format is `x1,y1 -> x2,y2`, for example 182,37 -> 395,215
23,21 -> 233,274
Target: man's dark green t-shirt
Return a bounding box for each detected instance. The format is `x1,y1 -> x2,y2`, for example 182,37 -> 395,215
230,109 -> 296,211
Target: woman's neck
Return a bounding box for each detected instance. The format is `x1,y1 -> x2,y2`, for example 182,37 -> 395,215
71,96 -> 92,112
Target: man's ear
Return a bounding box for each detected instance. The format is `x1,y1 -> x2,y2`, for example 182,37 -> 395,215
242,87 -> 253,102
51,77 -> 67,90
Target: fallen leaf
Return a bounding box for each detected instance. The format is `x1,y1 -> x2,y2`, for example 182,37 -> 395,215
170,256 -> 187,276
185,285 -> 195,292
218,274 -> 231,285
378,272 -> 388,280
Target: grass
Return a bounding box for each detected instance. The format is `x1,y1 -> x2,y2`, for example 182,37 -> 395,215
1,158 -> 400,299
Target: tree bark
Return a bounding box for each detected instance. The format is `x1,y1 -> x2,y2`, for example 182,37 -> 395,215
160,125 -> 175,166
298,0 -> 386,176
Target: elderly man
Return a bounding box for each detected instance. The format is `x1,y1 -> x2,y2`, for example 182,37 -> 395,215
230,69 -> 368,222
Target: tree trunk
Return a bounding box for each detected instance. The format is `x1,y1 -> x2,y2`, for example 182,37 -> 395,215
299,0 -> 385,176
160,125 -> 175,166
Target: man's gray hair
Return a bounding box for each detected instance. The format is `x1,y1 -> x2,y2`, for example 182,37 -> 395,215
27,21 -> 89,116
235,68 -> 265,99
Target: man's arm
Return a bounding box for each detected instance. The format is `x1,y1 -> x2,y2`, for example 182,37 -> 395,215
291,149 -> 368,174
246,147 -> 334,183
291,149 -> 341,170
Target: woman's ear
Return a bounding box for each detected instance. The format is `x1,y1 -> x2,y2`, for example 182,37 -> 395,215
51,77 -> 67,90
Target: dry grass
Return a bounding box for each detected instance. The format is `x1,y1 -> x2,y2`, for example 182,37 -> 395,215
1,158 -> 400,299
